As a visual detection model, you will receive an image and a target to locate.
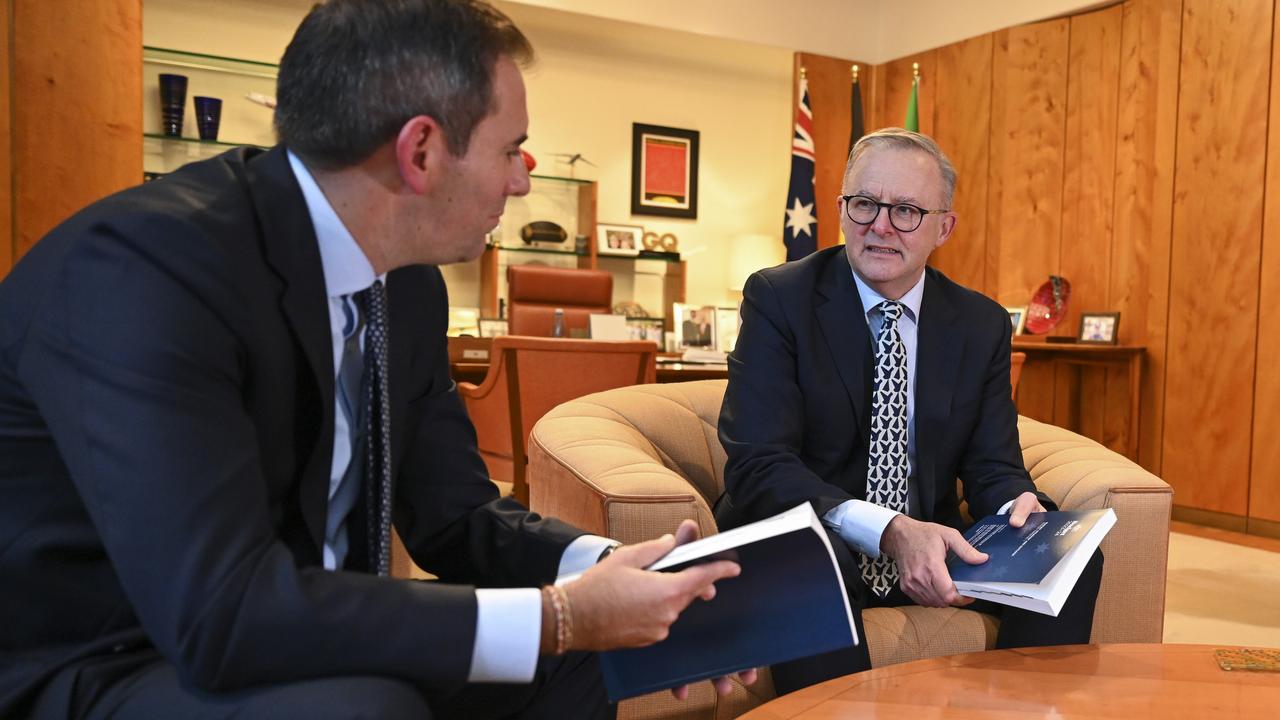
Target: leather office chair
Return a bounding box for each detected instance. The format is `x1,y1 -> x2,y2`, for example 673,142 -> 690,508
457,336 -> 657,504
506,265 -> 613,337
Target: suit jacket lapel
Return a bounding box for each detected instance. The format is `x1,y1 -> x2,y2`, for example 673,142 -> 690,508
242,146 -> 334,556
914,269 -> 964,520
815,251 -> 873,444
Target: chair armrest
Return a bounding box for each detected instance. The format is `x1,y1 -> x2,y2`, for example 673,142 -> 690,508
1018,416 -> 1173,643
528,411 -> 716,544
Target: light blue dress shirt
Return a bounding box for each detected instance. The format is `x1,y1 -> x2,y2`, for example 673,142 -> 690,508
287,151 -> 613,682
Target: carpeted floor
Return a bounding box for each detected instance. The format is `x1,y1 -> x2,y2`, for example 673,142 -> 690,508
1164,530 -> 1280,648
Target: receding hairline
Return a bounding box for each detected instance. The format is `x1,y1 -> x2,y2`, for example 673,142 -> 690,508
842,140 -> 955,208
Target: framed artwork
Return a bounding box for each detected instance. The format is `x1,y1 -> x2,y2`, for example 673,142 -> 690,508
477,318 -> 508,338
1079,312 -> 1120,345
625,317 -> 664,347
714,306 -> 741,353
631,123 -> 699,219
597,222 -> 643,256
672,303 -> 716,350
1006,306 -> 1028,336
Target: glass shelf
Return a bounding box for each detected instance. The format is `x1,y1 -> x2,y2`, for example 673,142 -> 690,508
143,46 -> 278,78
143,134 -> 266,176
528,172 -> 594,185
490,244 -> 587,257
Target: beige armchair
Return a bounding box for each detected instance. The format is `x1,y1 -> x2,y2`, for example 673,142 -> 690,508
528,380 -> 1173,720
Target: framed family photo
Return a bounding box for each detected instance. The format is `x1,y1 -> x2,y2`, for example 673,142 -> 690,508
672,303 -> 715,350
597,223 -> 643,256
631,123 -> 699,219
1006,306 -> 1028,336
1079,312 -> 1120,344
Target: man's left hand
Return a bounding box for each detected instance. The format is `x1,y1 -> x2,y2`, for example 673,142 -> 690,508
666,519 -> 760,700
1007,491 -> 1047,528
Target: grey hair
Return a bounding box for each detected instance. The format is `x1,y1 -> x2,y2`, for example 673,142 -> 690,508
845,127 -> 957,208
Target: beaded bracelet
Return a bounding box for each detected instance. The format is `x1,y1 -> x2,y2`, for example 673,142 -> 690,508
543,585 -> 574,655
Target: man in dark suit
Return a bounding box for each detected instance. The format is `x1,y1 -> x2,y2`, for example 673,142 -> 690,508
715,128 -> 1102,694
0,1 -> 748,717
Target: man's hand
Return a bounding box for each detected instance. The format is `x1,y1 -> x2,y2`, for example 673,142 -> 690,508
880,514 -> 987,608
1007,491 -> 1047,528
559,520 -> 740,651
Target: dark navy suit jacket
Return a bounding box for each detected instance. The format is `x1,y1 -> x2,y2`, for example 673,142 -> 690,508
0,146 -> 582,715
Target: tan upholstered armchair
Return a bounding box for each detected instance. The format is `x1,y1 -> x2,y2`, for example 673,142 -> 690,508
528,380 -> 1173,720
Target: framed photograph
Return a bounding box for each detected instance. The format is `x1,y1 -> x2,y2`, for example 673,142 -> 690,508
1006,306 -> 1028,336
714,306 -> 741,353
631,123 -> 699,219
625,317 -> 664,347
597,222 -> 643,256
1079,312 -> 1120,345
477,318 -> 508,338
673,303 -> 716,349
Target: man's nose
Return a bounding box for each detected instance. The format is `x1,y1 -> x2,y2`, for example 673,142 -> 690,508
508,162 -> 531,197
870,205 -> 896,236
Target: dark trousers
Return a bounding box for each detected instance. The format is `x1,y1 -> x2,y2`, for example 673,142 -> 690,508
771,528 -> 1105,696
29,648 -> 614,720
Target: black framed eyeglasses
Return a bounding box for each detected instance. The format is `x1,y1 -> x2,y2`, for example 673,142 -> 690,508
839,194 -> 948,233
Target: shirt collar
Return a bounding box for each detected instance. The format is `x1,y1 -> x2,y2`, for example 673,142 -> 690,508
287,150 -> 379,299
851,268 -> 926,324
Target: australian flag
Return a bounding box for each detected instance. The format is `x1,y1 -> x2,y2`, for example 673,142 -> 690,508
784,74 -> 817,261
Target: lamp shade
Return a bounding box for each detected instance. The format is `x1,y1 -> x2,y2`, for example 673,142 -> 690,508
729,233 -> 784,292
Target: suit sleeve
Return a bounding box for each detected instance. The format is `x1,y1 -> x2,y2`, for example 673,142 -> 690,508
391,266 -> 585,587
955,306 -> 1054,518
719,272 -> 855,524
18,221 -> 490,693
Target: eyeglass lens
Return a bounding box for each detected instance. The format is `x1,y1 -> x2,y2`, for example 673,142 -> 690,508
844,196 -> 924,233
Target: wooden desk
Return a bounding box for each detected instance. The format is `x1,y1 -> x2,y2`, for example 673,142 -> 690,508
447,337 -> 727,385
741,644 -> 1280,720
1012,339 -> 1145,461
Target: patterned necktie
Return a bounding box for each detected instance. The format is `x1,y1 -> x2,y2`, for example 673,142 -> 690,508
356,280 -> 393,577
860,300 -> 910,597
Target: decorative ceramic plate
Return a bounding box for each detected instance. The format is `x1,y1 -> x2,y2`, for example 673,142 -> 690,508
1025,276 -> 1071,335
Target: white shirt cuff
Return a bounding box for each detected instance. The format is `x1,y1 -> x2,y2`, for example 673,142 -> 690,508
468,588 -> 541,683
997,499 -> 1016,515
822,499 -> 901,558
557,534 -> 617,578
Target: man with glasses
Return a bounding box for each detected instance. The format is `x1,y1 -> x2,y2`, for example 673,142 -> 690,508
714,128 -> 1102,693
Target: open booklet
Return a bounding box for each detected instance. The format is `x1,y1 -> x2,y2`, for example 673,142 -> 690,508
947,508 -> 1116,616
559,502 -> 858,702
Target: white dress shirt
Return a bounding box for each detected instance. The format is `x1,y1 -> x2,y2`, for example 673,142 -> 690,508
822,269 -> 1017,558
287,151 -> 613,683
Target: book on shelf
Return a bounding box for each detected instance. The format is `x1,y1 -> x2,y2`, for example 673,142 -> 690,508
560,502 -> 858,703
947,508 -> 1116,616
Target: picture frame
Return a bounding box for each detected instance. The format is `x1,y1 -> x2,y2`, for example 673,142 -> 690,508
714,305 -> 741,353
477,317 -> 508,338
631,123 -> 699,219
1078,312 -> 1120,345
1006,306 -> 1027,336
597,222 -> 643,256
672,303 -> 716,350
625,317 -> 664,347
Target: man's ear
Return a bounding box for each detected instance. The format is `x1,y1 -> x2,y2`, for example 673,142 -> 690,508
394,115 -> 446,195
935,212 -> 958,249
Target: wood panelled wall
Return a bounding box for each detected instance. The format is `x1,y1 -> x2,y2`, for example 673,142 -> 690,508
0,0 -> 142,279
803,0 -> 1280,535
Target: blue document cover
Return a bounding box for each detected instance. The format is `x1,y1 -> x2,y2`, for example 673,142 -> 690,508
589,503 -> 857,703
949,509 -> 1110,583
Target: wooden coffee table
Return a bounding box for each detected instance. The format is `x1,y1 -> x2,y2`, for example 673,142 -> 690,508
740,643 -> 1280,719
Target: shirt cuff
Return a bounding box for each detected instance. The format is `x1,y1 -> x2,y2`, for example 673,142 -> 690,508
558,534 -> 617,578
822,499 -> 901,558
996,499 -> 1016,515
468,588 -> 541,683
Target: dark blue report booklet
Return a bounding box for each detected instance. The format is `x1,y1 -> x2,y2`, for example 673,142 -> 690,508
947,508 -> 1116,616
563,503 -> 857,703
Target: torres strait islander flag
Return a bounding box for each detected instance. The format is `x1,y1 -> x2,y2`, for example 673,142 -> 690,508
784,73 -> 818,261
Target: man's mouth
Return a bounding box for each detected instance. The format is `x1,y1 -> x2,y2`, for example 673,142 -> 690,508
865,244 -> 901,256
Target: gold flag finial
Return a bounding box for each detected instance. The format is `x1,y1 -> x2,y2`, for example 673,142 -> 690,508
912,62 -> 920,79
800,66 -> 807,80
852,64 -> 859,82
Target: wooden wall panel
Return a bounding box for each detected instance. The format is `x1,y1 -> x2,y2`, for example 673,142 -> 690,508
797,52 -> 873,252
930,34 -> 993,295
1060,6 -> 1122,445
870,51 -> 936,136
1163,0 -> 1271,516
12,0 -> 141,260
1,0 -> 12,279
1252,0 -> 1280,524
988,20 -> 1070,422
1112,0 -> 1181,474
